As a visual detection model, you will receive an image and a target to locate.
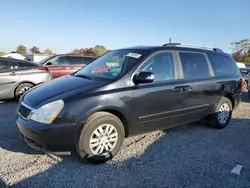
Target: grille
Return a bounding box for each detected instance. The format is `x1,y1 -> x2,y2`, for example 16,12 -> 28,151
18,104 -> 31,119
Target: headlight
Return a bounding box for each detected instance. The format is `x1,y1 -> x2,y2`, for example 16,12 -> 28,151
30,100 -> 64,124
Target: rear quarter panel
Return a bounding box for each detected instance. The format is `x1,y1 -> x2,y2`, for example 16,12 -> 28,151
20,69 -> 51,84
208,75 -> 242,113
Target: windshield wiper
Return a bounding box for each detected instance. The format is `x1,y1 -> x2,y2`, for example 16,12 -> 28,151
74,74 -> 92,80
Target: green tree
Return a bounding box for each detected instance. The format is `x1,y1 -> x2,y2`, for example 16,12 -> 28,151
0,51 -> 6,56
231,39 -> 250,62
243,48 -> 250,62
93,45 -> 107,56
30,46 -> 40,54
44,49 -> 53,55
16,44 -> 27,55
72,49 -> 80,55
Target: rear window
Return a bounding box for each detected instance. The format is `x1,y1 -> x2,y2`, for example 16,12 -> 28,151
207,53 -> 236,76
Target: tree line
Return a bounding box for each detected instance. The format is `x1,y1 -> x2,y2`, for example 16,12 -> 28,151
0,45 -> 54,56
0,44 -> 111,57
1,40 -> 249,61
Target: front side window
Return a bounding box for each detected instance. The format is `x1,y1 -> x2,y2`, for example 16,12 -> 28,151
137,52 -> 175,82
38,55 -> 54,64
49,56 -> 66,65
180,52 -> 210,79
207,53 -> 236,76
74,49 -> 145,79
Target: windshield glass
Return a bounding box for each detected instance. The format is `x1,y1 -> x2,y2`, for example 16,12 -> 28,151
38,55 -> 54,64
74,49 -> 145,79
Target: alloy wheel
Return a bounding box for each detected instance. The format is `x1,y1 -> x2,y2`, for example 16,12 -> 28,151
218,103 -> 230,124
19,87 -> 31,95
89,124 -> 118,156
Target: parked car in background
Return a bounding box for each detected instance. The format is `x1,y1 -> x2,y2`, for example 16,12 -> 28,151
39,54 -> 97,78
0,57 -> 51,100
239,68 -> 250,90
17,43 -> 242,164
2,52 -> 31,61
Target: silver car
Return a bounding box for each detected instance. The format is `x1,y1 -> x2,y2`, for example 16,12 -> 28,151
0,57 -> 51,100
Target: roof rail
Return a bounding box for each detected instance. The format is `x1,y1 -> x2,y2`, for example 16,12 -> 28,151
162,43 -> 223,52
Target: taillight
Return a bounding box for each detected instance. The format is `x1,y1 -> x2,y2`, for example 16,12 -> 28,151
38,67 -> 49,71
240,78 -> 244,92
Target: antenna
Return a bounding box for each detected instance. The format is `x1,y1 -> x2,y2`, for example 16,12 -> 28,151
169,38 -> 172,43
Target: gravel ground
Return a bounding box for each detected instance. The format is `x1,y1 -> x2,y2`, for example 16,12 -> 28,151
0,93 -> 250,188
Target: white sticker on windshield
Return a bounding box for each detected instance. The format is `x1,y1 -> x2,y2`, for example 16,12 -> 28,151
126,53 -> 142,58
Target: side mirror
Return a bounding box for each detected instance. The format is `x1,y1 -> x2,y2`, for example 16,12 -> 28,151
46,62 -> 52,66
133,72 -> 154,84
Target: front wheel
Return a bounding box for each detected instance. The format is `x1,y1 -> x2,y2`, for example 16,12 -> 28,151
15,83 -> 33,99
207,97 -> 232,129
76,112 -> 125,164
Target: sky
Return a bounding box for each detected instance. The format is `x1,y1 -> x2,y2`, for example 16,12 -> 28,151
0,0 -> 249,54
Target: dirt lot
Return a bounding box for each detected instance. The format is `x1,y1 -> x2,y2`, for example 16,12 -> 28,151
0,93 -> 250,188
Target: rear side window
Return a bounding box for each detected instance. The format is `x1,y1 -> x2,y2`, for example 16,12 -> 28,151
9,61 -> 19,70
84,57 -> 96,64
0,59 -> 10,72
207,53 -> 236,76
67,57 -> 83,65
179,52 -> 210,79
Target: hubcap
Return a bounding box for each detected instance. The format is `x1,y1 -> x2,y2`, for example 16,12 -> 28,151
218,103 -> 230,124
89,124 -> 118,156
19,87 -> 31,95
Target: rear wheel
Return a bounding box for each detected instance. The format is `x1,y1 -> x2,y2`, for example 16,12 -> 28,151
207,97 -> 232,129
15,83 -> 33,99
76,112 -> 125,164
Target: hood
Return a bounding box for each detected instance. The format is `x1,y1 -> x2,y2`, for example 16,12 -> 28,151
23,75 -> 107,107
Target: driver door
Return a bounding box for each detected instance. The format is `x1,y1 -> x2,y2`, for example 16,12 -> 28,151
45,56 -> 67,78
131,51 -> 183,133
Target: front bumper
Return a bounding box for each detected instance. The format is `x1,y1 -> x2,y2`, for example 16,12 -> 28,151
16,117 -> 81,154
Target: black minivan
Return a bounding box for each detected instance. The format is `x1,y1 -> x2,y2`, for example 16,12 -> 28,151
16,43 -> 242,164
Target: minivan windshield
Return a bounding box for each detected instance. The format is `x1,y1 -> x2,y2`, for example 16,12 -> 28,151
74,49 -> 145,80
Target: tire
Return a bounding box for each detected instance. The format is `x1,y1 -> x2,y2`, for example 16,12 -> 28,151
15,83 -> 34,99
76,112 -> 125,164
207,97 -> 232,129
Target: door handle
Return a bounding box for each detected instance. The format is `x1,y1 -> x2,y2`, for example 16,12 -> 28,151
183,85 -> 193,91
172,86 -> 183,92
9,72 -> 16,76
